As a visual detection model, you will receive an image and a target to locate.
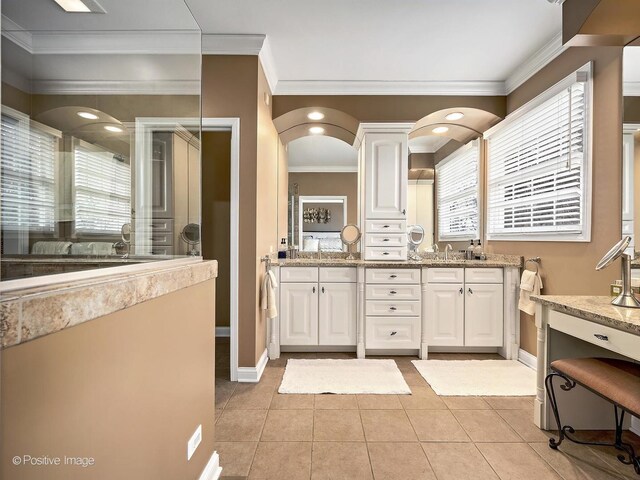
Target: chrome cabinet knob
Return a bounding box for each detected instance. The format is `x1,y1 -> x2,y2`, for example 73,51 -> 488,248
594,334 -> 609,341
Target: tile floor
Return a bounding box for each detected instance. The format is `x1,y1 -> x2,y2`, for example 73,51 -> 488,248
214,341 -> 640,479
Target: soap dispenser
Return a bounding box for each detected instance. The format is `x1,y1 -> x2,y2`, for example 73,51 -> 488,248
466,240 -> 474,260
473,240 -> 482,260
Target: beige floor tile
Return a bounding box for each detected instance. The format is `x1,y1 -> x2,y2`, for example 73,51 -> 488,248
398,385 -> 447,410
360,410 -> 418,442
367,442 -> 436,480
356,394 -> 402,409
441,396 -> 491,410
314,394 -> 358,410
215,409 -> 267,442
402,372 -> 428,387
260,367 -> 285,386
213,442 -> 258,478
453,410 -> 523,443
496,409 -> 552,442
313,409 -> 365,441
484,396 -> 535,410
422,443 -> 499,480
215,378 -> 237,409
226,383 -> 276,410
261,409 -> 313,441
406,410 -> 470,442
530,442 -> 628,480
248,442 -> 312,480
311,442 -> 373,480
477,442 -> 561,479
270,393 -> 314,410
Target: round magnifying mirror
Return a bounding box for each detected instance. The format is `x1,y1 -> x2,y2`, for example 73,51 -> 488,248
596,236 -> 631,271
407,225 -> 425,260
121,223 -> 132,243
180,223 -> 201,256
340,224 -> 361,260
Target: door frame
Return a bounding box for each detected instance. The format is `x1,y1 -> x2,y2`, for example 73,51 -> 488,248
202,117 -> 240,382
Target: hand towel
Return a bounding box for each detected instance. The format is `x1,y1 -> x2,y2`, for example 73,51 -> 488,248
31,241 -> 73,255
261,269 -> 278,319
518,269 -> 543,316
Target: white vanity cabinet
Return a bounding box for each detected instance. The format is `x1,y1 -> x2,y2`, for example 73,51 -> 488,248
279,267 -> 357,347
425,267 -> 504,348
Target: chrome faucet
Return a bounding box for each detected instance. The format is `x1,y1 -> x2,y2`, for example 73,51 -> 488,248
432,243 -> 439,259
444,244 -> 453,261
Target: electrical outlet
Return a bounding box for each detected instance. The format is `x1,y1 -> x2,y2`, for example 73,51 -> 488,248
187,425 -> 202,461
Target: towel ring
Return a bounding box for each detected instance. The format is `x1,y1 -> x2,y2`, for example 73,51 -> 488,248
525,257 -> 541,273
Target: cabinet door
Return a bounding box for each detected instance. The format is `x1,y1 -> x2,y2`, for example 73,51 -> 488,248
319,283 -> 357,346
365,133 -> 408,219
280,283 -> 319,345
426,283 -> 464,346
464,283 -> 503,347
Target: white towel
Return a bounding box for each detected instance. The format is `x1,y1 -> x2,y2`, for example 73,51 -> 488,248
518,269 -> 543,316
31,241 -> 72,255
261,270 -> 278,319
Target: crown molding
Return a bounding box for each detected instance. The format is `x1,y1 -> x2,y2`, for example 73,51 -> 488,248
201,34 -> 265,55
32,80 -> 199,95
504,32 -> 567,94
258,37 -> 278,94
624,82 -> 640,96
288,165 -> 358,173
275,79 -> 506,96
2,15 -> 33,52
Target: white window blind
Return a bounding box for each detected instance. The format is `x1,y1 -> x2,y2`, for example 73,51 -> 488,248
486,73 -> 589,241
436,142 -> 480,241
1,113 -> 57,232
74,145 -> 131,235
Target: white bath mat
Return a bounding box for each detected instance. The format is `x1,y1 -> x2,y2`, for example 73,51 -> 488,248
279,359 -> 411,394
412,360 -> 536,396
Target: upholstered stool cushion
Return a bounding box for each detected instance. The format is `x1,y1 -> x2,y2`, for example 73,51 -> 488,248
550,358 -> 640,417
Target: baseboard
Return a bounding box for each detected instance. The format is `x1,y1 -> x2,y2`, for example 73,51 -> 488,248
518,348 -> 537,371
427,347 -> 498,354
631,416 -> 640,437
198,451 -> 222,480
237,348 -> 268,383
215,326 -> 230,337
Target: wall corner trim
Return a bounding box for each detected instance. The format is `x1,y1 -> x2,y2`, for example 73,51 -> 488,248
198,451 -> 222,480
518,348 -> 537,371
236,349 -> 269,383
215,326 -> 231,338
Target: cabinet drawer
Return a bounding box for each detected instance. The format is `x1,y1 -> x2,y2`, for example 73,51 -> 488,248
426,268 -> 464,283
366,268 -> 421,284
366,300 -> 421,316
366,317 -> 420,349
365,246 -> 407,261
365,220 -> 406,233
465,268 -> 503,284
366,284 -> 421,300
319,267 -> 357,283
548,310 -> 640,362
151,232 -> 173,246
366,233 -> 406,247
280,267 -> 319,283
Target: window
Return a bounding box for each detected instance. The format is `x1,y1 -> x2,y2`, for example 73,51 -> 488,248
436,141 -> 480,241
485,66 -> 591,241
1,109 -> 58,233
74,142 -> 131,235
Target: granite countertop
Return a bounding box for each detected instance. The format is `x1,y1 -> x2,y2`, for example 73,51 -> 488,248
531,295 -> 640,336
0,260 -> 218,348
274,254 -> 522,268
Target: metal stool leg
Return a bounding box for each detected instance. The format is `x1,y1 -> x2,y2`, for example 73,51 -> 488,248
545,371 -> 576,450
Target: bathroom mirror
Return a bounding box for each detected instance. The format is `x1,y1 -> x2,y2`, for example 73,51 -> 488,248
181,223 -> 201,256
596,236 -> 631,270
121,223 -> 132,244
340,224 -> 361,260
407,224 -> 425,260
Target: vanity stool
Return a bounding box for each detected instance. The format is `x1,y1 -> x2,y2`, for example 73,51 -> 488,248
545,357 -> 640,475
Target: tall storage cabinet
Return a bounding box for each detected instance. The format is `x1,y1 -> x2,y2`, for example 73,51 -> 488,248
357,124 -> 412,261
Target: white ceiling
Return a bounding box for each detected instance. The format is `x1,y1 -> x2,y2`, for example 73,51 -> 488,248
186,0 -> 562,93
409,135 -> 450,154
288,135 -> 357,172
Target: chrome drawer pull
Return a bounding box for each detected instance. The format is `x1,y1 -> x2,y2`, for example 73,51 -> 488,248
594,334 -> 609,341
389,306 -> 397,311
468,288 -> 473,294
390,290 -> 397,295
382,225 -> 390,228
390,331 -> 397,336
390,274 -> 397,278
459,288 -> 464,294
383,238 -> 390,242
382,252 -> 390,255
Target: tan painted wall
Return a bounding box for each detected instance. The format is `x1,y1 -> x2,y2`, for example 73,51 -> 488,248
625,96 -> 640,123
1,280 -> 216,480
202,131 -> 232,327
201,55 -> 260,367
255,62 -> 281,362
288,173 -> 358,226
487,47 -> 624,355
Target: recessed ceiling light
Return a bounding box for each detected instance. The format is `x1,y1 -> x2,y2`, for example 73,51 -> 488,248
309,126 -> 325,134
104,125 -> 123,133
77,111 -> 98,120
445,112 -> 464,121
307,111 -> 325,121
53,0 -> 106,13
432,126 -> 449,134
